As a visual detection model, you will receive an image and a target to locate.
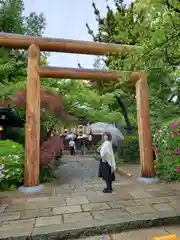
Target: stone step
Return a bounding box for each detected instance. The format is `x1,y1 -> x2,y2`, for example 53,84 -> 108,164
1,211 -> 180,239
78,226 -> 180,240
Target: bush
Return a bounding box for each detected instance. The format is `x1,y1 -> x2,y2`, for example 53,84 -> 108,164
0,140 -> 24,190
93,142 -> 101,160
122,135 -> 139,163
40,135 -> 64,168
5,126 -> 48,146
5,127 -> 25,146
40,167 -> 56,183
153,119 -> 180,181
39,135 -> 64,183
95,141 -> 101,151
0,137 -> 63,190
114,152 -> 120,165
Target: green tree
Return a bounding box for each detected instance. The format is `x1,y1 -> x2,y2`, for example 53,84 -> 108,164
0,0 -> 121,127
0,0 -> 53,139
86,0 -> 180,130
41,78 -> 123,124
0,0 -> 46,88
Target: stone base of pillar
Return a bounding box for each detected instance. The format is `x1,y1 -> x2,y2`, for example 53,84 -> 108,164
18,184 -> 44,193
137,177 -> 159,184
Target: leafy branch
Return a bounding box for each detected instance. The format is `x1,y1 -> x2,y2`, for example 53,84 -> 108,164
132,32 -> 180,69
165,0 -> 180,14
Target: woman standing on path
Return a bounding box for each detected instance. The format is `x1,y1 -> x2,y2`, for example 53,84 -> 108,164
98,132 -> 116,193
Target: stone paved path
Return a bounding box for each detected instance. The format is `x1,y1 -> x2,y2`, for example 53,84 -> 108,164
55,154 -> 121,184
119,163 -> 140,177
0,155 -> 180,239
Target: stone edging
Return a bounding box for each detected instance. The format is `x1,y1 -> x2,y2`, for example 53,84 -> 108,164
2,211 -> 180,240
116,167 -> 132,177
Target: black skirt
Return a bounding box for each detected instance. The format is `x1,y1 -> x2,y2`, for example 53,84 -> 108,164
98,159 -> 115,182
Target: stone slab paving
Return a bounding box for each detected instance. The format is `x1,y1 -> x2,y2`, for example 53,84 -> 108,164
0,155 -> 180,239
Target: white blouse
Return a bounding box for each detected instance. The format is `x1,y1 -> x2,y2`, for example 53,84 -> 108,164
100,140 -> 116,172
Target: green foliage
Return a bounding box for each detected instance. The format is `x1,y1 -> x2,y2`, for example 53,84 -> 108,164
87,0 -> 180,128
95,141 -> 101,150
93,141 -> 101,160
5,127 -> 25,146
40,115 -> 62,136
41,79 -> 123,123
0,140 -> 59,190
122,135 -> 140,163
153,118 -> 180,181
0,139 -> 24,157
114,151 -> 120,165
0,0 -> 46,114
0,0 -> 46,87
0,0 -> 46,86
155,155 -> 180,181
0,0 -> 124,126
0,140 -> 24,190
0,0 -> 57,137
39,167 -> 56,183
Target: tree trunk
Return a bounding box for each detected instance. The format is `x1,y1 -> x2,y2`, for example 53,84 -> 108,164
115,95 -> 133,135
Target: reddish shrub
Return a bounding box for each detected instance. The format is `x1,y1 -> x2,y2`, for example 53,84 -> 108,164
40,135 -> 64,168
0,88 -> 77,126
8,89 -> 75,123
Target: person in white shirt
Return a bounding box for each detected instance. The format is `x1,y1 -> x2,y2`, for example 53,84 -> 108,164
98,132 -> 116,193
69,139 -> 76,155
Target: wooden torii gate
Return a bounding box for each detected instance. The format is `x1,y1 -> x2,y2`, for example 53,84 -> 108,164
0,33 -> 155,187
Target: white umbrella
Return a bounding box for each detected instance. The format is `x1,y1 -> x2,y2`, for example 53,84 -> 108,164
89,122 -> 124,141
65,133 -> 76,140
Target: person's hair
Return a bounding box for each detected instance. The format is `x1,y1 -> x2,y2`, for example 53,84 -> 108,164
103,132 -> 112,141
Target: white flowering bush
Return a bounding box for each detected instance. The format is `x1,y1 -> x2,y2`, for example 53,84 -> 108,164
0,140 -> 24,190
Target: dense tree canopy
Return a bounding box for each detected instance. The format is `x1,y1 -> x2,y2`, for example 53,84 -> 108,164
86,0 -> 180,130
0,0 -> 180,135
0,0 -> 46,95
0,0 -> 124,135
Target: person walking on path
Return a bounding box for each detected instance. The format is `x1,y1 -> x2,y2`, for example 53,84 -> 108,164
80,138 -> 85,156
98,132 -> 116,193
69,139 -> 76,155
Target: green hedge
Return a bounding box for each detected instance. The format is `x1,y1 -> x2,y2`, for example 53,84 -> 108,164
5,126 -> 48,146
122,135 -> 140,163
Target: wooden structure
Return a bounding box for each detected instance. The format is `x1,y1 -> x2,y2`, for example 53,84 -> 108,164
0,33 -> 155,187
